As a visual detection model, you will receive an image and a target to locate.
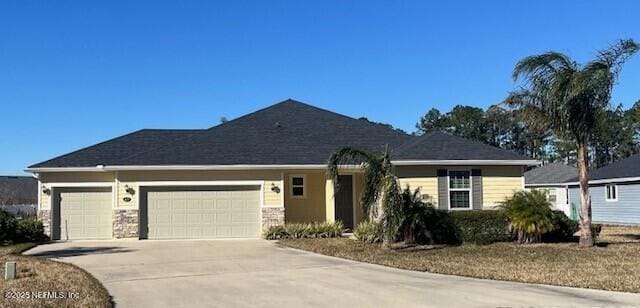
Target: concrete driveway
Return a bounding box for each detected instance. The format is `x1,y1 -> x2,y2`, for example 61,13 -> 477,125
26,240 -> 640,307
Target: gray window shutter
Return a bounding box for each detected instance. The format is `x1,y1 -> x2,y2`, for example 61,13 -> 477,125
471,169 -> 483,210
437,169 -> 448,210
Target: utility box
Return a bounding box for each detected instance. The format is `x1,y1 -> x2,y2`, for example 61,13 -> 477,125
5,261 -> 16,280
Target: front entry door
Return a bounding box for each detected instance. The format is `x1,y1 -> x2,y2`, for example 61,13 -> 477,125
335,175 -> 354,229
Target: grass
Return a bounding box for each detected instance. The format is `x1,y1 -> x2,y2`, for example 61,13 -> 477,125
0,243 -> 113,308
280,225 -> 640,293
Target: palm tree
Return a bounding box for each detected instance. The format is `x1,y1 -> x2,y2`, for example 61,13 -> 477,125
506,39 -> 639,247
327,147 -> 402,248
398,186 -> 430,244
499,190 -> 554,244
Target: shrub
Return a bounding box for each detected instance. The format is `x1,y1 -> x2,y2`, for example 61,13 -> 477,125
499,190 -> 554,244
354,221 -> 383,243
263,222 -> 344,240
449,210 -> 511,245
419,208 -> 461,245
263,225 -> 288,240
15,217 -> 48,243
0,209 -> 18,244
542,210 -> 579,243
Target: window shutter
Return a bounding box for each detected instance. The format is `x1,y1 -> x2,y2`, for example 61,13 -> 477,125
437,169 -> 448,210
471,169 -> 483,210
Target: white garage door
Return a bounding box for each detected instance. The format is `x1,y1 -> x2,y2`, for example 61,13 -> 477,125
146,187 -> 261,239
59,190 -> 113,240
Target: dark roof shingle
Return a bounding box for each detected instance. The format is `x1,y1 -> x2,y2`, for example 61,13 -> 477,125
586,154 -> 640,181
524,163 -> 578,185
29,99 -> 534,168
0,176 -> 37,205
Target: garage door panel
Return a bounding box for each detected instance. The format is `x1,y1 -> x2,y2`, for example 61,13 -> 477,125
59,190 -> 112,240
147,186 -> 260,239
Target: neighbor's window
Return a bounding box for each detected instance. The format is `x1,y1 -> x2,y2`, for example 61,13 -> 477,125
449,170 -> 471,209
291,175 -> 306,198
547,189 -> 557,202
605,184 -> 618,202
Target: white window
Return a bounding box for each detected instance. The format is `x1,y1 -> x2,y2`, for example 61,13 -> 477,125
547,188 -> 557,203
605,184 -> 618,202
449,170 -> 471,209
290,175 -> 306,198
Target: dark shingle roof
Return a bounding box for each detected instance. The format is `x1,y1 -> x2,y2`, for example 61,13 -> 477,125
29,99 -> 534,168
524,163 -> 577,185
0,176 -> 37,205
30,129 -> 206,168
585,154 -> 640,181
393,131 -> 532,161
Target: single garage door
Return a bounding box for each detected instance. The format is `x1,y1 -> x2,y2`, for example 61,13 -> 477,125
145,186 -> 261,239
55,188 -> 113,240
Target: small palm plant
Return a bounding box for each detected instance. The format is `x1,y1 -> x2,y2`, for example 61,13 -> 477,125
399,186 -> 429,245
499,190 -> 554,244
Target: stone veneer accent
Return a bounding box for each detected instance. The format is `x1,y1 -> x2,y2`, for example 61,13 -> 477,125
262,207 -> 285,228
113,209 -> 139,238
38,210 -> 51,238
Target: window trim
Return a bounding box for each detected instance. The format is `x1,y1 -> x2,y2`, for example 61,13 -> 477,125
447,169 -> 473,210
605,184 -> 618,202
290,174 -> 307,199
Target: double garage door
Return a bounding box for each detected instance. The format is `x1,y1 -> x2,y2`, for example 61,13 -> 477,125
53,186 -> 261,240
143,186 -> 261,239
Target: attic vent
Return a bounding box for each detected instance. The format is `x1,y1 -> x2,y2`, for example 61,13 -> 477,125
275,122 -> 281,128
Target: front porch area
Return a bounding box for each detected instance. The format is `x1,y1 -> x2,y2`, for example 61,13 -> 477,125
282,171 -> 365,229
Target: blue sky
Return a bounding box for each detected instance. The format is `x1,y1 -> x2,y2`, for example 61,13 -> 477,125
1,1 -> 639,175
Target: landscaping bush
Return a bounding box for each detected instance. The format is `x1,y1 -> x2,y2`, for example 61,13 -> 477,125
419,208 -> 461,245
0,209 -> 18,244
354,221 -> 383,243
499,190 -> 554,244
0,209 -> 48,244
263,222 -> 343,240
449,210 -> 511,245
15,217 -> 48,243
542,210 -> 579,243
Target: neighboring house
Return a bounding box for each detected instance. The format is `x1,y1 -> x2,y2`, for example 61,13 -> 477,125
524,163 -> 578,217
26,99 -> 537,241
0,175 -> 38,216
568,154 -> 640,225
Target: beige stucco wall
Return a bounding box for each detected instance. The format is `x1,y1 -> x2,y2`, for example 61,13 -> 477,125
283,171 -> 327,223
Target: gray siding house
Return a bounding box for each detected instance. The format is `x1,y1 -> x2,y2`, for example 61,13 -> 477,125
568,154 -> 640,225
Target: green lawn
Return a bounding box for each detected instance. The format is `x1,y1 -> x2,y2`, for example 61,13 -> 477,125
0,243 -> 113,308
279,225 -> 640,293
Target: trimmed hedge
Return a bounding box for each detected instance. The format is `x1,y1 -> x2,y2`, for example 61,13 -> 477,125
449,210 -> 511,245
263,222 -> 343,240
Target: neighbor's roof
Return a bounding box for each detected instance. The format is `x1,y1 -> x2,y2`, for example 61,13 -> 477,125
0,176 -> 37,205
28,99 -> 535,169
524,163 -> 577,185
581,154 -> 640,182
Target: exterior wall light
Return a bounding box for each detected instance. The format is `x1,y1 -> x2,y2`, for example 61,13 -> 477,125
124,185 -> 136,195
41,185 -> 51,195
270,183 -> 280,193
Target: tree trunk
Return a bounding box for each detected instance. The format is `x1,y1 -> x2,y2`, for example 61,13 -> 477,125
577,143 -> 594,248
